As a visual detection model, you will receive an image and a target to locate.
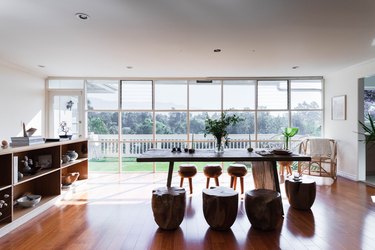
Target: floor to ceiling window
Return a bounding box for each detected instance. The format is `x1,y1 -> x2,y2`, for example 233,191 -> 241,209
48,77 -> 323,172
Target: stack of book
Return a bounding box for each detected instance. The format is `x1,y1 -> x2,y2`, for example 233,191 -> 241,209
10,136 -> 45,147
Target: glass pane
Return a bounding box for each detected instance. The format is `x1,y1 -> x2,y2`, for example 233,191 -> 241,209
364,76 -> 375,117
87,111 -> 119,172
223,80 -> 256,110
122,112 -> 153,135
364,89 -> 375,116
88,111 -> 119,135
258,80 -> 288,109
121,112 -> 153,170
52,94 -> 80,138
155,112 -> 187,149
88,141 -> 119,172
121,80 -> 152,110
291,111 -> 322,138
155,80 -> 187,110
189,112 -> 214,135
257,111 -> 288,141
48,79 -> 84,89
86,80 -> 119,110
189,80 -> 221,110
226,112 -> 255,149
155,112 -> 187,136
291,80 -> 322,109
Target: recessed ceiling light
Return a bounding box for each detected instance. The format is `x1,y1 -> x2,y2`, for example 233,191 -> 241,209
38,65 -> 45,68
292,66 -> 299,69
75,13 -> 90,20
213,49 -> 221,53
126,66 -> 133,70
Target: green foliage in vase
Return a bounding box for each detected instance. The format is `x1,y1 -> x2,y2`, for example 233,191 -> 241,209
204,113 -> 242,147
358,113 -> 375,144
282,127 -> 299,150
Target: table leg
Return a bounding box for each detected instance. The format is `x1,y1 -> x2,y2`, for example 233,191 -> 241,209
167,161 -> 174,188
271,161 -> 281,194
271,161 -> 284,215
251,161 -> 284,215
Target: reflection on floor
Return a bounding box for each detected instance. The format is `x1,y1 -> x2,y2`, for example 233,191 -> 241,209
1,172 -> 374,249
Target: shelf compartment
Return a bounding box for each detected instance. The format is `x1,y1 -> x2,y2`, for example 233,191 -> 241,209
13,145 -> 61,175
13,170 -> 61,203
15,168 -> 60,185
61,141 -> 88,160
12,195 -> 58,221
0,154 -> 12,187
0,187 -> 12,224
61,159 -> 88,180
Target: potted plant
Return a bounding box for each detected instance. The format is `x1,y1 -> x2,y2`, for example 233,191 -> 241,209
282,127 -> 299,150
358,113 -> 375,144
204,113 -> 242,153
59,121 -> 72,140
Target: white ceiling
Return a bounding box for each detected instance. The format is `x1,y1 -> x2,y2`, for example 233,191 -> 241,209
1,0 -> 375,78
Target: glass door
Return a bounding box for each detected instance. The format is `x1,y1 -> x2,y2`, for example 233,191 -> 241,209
48,90 -> 84,139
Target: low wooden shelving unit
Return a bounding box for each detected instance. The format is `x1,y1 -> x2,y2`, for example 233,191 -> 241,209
0,138 -> 88,236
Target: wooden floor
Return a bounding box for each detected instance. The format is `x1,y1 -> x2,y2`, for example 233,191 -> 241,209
0,172 -> 375,250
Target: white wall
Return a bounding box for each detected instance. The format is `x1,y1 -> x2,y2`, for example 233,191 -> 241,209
0,63 -> 45,142
324,59 -> 375,180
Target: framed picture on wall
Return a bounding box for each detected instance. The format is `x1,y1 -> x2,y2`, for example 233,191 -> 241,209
331,95 -> 346,120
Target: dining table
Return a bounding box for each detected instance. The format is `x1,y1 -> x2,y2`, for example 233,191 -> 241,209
136,149 -> 311,196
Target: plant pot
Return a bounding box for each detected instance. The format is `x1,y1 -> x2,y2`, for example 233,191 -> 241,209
59,135 -> 72,140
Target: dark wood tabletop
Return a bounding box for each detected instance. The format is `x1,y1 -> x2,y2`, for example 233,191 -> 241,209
136,149 -> 311,162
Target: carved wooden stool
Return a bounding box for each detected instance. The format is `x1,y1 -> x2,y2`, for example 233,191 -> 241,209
203,164 -> 222,188
278,161 -> 293,176
227,163 -> 248,194
152,187 -> 186,230
285,178 -> 316,210
202,186 -> 238,230
245,189 -> 282,231
178,164 -> 197,194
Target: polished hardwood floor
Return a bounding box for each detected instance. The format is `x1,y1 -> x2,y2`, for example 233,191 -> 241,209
0,172 -> 374,249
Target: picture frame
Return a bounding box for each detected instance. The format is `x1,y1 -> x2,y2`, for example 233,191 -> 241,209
331,95 -> 346,120
38,154 -> 53,169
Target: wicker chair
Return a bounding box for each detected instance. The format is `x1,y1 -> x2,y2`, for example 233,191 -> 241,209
298,138 -> 337,179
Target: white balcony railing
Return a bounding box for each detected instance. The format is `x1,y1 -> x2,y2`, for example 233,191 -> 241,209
88,134 -> 303,160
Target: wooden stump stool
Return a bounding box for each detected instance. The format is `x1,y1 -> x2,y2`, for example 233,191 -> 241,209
202,186 -> 238,230
285,178 -> 316,210
203,164 -> 222,188
245,189 -> 282,231
152,187 -> 186,230
227,163 -> 248,194
178,164 -> 197,194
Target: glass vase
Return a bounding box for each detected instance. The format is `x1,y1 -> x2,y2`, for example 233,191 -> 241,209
215,138 -> 225,153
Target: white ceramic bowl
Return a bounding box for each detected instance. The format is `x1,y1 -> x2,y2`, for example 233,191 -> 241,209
17,195 -> 42,208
